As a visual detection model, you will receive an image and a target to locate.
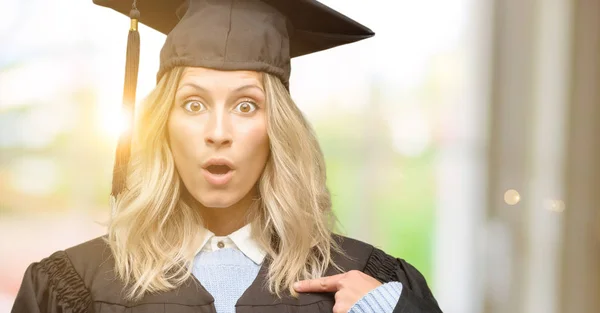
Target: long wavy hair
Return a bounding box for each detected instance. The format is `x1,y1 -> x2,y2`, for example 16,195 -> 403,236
106,67 -> 346,301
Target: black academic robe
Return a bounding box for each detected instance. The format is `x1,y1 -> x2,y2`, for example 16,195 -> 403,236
11,234 -> 442,313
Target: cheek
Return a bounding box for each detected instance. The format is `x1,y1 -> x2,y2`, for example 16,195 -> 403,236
239,123 -> 270,162
168,114 -> 200,162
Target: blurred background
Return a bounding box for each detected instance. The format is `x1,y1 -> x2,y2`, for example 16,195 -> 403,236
0,0 -> 598,312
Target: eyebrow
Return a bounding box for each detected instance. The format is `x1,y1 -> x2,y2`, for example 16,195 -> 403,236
176,83 -> 264,94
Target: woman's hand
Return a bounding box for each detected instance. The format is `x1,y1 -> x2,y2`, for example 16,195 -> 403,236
293,270 -> 382,313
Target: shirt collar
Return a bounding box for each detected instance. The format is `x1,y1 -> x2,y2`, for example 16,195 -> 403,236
198,223 -> 267,265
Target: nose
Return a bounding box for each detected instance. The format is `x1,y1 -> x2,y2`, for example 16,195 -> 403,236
204,109 -> 232,148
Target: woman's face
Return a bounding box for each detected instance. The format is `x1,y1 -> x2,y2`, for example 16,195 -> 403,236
168,67 -> 269,209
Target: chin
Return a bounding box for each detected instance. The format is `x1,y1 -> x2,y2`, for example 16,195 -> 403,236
193,190 -> 241,209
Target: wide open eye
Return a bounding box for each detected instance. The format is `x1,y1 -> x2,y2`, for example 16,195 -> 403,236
234,101 -> 258,114
182,100 -> 206,113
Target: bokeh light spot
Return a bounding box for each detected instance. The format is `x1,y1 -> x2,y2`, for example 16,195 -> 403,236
504,189 -> 521,205
546,199 -> 565,213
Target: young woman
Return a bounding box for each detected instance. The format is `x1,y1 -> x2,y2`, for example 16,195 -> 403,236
12,1 -> 443,312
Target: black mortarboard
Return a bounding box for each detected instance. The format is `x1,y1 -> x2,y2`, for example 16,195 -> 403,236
92,0 -> 374,197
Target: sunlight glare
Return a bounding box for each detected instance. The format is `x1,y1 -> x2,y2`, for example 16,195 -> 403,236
97,101 -> 131,141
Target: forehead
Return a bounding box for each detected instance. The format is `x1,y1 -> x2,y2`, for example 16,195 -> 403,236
178,67 -> 264,89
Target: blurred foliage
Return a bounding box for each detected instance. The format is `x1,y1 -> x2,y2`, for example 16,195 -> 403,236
315,113 -> 436,285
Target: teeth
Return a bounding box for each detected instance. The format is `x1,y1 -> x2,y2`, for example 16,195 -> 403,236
207,164 -> 231,175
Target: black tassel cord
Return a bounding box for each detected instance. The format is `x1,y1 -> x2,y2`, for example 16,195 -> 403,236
111,7 -> 140,197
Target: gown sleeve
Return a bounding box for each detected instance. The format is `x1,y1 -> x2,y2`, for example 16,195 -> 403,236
11,251 -> 93,313
362,247 -> 443,313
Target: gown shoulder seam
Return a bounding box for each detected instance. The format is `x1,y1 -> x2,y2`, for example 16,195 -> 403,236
38,250 -> 93,312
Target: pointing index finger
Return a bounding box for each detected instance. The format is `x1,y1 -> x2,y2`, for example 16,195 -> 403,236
293,273 -> 345,293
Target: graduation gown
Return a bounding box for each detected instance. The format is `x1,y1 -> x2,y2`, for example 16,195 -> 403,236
11,234 -> 442,313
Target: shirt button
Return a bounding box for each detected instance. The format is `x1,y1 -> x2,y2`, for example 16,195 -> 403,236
217,241 -> 225,249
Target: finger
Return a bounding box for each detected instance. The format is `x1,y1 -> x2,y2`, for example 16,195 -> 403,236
333,301 -> 350,313
294,273 -> 345,292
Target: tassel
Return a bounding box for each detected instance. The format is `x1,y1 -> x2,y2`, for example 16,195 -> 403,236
111,6 -> 141,197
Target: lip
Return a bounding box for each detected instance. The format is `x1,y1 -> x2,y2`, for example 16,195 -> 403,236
201,157 -> 236,170
202,168 -> 234,186
201,157 -> 235,186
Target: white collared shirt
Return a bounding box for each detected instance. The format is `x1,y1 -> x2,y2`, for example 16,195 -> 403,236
197,223 -> 267,265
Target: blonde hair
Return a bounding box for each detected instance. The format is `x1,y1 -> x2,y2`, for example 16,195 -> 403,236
107,67 -> 346,301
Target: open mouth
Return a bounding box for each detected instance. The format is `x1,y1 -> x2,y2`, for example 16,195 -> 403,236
206,164 -> 232,175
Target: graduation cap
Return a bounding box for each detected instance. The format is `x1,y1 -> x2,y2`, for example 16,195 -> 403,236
92,0 -> 374,197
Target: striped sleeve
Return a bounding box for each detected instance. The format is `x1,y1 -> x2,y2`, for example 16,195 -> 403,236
348,281 -> 403,313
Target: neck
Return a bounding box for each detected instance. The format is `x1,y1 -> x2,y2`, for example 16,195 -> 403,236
201,208 -> 246,236
199,192 -> 255,236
